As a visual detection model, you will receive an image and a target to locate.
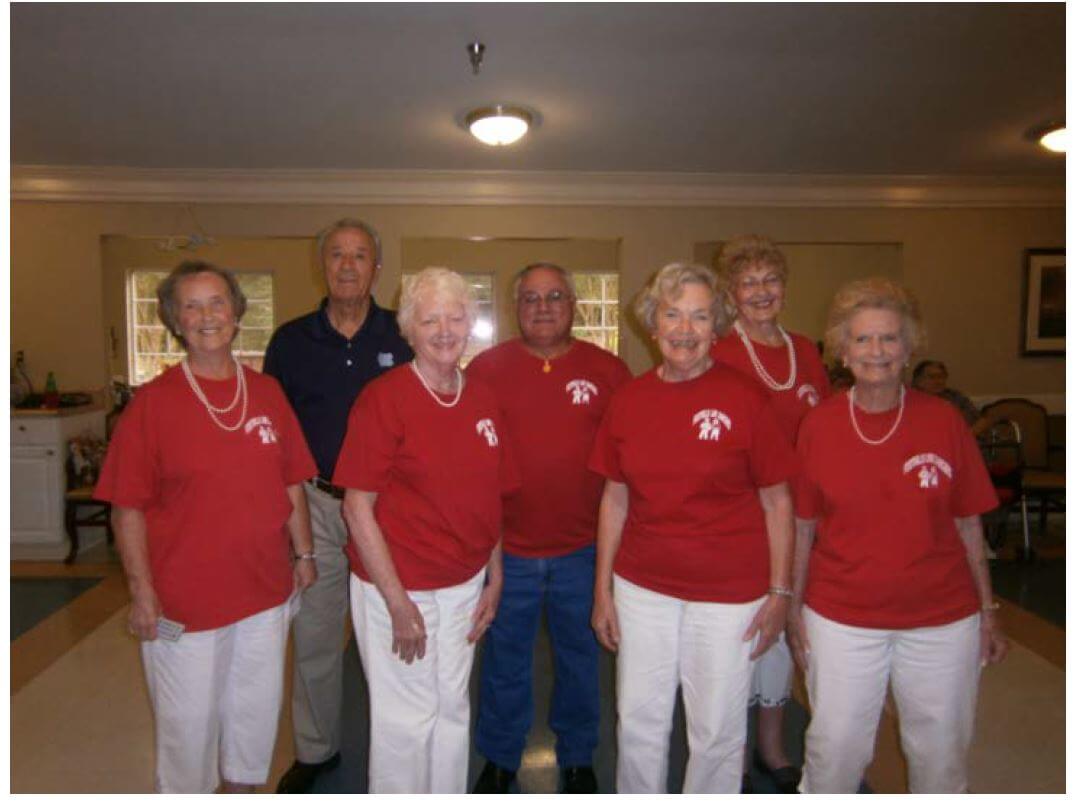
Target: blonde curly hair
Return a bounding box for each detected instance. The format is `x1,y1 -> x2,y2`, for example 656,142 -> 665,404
716,235 -> 788,320
824,277 -> 926,362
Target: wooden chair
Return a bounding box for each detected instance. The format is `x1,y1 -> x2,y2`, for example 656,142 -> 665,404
980,398 -> 1065,537
64,436 -> 112,564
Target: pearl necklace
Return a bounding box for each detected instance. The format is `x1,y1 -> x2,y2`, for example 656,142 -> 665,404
848,385 -> 905,446
410,362 -> 463,408
734,320 -> 796,392
181,355 -> 248,432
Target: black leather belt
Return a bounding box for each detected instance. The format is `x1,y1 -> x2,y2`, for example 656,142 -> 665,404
309,477 -> 345,500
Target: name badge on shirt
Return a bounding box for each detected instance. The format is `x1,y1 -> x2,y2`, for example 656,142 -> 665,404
377,352 -> 395,368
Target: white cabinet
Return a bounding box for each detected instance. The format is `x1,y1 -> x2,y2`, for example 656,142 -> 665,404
11,445 -> 63,539
10,408 -> 106,557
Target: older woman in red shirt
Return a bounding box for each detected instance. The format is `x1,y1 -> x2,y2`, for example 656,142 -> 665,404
711,235 -> 829,792
97,261 -> 317,793
590,262 -> 795,793
789,277 -> 1008,793
334,267 -> 516,794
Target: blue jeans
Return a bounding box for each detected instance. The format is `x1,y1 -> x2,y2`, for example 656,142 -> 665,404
475,543 -> 600,772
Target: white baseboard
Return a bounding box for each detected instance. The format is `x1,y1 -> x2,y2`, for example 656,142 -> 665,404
9,529 -> 107,563
10,542 -> 69,562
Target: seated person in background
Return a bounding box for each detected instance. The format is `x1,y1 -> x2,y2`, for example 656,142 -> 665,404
911,360 -> 992,436
828,364 -> 854,391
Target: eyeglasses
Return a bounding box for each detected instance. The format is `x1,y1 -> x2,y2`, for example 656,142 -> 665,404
735,275 -> 783,292
519,290 -> 571,306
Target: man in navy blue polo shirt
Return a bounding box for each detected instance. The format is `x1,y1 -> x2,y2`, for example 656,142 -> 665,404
264,218 -> 412,793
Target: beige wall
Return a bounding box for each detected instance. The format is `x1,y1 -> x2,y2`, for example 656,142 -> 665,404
11,200 -> 1064,396
695,242 -> 904,343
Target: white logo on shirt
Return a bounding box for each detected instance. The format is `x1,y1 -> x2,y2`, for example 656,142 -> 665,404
565,379 -> 599,405
797,383 -> 820,407
244,415 -> 278,444
377,352 -> 395,368
476,418 -> 499,447
902,453 -> 953,488
692,409 -> 732,441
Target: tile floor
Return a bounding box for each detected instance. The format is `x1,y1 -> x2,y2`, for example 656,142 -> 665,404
10,515 -> 1066,793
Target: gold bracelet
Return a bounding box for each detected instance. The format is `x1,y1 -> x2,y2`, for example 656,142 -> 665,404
768,586 -> 794,598
983,601 -> 1000,612
296,551 -> 317,561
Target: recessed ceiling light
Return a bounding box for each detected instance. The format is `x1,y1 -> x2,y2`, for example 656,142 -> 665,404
1039,125 -> 1066,153
466,106 -> 532,147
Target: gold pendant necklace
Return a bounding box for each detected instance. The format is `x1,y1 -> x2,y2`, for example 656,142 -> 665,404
542,359 -> 551,373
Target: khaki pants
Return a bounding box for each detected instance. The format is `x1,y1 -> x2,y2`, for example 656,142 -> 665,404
288,483 -> 351,763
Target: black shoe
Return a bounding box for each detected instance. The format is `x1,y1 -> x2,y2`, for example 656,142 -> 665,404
561,766 -> 598,793
753,754 -> 801,793
276,752 -> 341,793
472,761 -> 517,793
741,772 -> 754,793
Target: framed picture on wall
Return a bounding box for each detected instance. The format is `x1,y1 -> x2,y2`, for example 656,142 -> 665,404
1021,248 -> 1065,356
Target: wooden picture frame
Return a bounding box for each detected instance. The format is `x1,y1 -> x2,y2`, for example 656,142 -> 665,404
1021,248 -> 1065,356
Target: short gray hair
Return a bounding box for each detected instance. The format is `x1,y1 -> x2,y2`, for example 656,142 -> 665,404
156,260 -> 247,347
397,267 -> 477,344
633,262 -> 729,334
316,218 -> 383,267
512,262 -> 577,301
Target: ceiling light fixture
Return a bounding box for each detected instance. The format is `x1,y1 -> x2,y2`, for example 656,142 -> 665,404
467,41 -> 485,76
1039,125 -> 1067,153
466,105 -> 533,146
1028,121 -> 1066,153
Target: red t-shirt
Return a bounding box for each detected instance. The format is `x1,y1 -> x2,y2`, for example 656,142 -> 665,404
333,365 -> 520,590
466,339 -> 633,558
588,364 -> 796,602
795,389 -> 999,629
711,329 -> 830,445
95,365 -> 316,632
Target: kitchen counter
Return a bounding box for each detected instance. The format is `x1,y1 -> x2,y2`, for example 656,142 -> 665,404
12,402 -> 104,418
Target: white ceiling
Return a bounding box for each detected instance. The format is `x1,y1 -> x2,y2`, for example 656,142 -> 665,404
10,3 -> 1066,178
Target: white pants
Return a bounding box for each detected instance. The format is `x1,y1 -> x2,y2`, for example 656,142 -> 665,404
140,601 -> 290,793
800,607 -> 981,794
751,633 -> 793,707
350,570 -> 485,794
613,575 -> 764,793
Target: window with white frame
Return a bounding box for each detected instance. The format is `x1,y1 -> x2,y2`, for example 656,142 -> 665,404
127,269 -> 275,385
402,272 -> 495,367
571,272 -> 620,354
